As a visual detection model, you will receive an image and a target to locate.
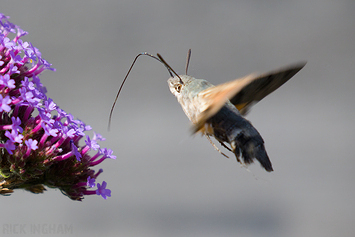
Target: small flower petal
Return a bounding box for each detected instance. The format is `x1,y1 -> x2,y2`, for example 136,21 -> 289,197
96,181 -> 111,200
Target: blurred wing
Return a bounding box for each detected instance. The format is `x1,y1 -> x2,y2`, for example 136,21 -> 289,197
230,62 -> 306,115
193,62 -> 306,133
193,73 -> 260,133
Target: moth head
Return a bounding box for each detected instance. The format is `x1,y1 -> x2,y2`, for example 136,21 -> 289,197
168,75 -> 190,97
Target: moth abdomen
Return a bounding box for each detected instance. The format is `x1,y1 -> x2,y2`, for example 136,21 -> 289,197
230,134 -> 273,172
210,104 -> 273,172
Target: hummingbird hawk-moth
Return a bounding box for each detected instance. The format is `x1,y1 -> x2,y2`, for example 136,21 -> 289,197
109,50 -> 306,172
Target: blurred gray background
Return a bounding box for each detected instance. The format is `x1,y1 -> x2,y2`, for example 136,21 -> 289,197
1,1 -> 355,237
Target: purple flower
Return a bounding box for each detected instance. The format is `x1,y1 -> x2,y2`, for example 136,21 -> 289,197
44,98 -> 56,111
4,140 -> 16,154
11,117 -> 23,133
62,126 -> 76,138
70,140 -> 82,161
96,181 -> 111,200
85,135 -> 100,151
93,132 -> 106,141
5,130 -> 23,143
1,37 -> 15,49
100,148 -> 117,160
24,139 -> 38,157
21,77 -> 36,91
25,139 -> 38,150
8,64 -> 20,75
87,177 -> 96,188
0,13 -> 115,201
0,74 -> 15,89
0,95 -> 11,112
9,50 -> 23,65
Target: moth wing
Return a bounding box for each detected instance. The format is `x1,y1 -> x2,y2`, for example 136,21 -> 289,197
193,62 -> 306,133
230,62 -> 306,115
193,73 -> 259,133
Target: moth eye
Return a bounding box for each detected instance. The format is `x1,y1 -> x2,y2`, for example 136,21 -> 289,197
175,84 -> 182,93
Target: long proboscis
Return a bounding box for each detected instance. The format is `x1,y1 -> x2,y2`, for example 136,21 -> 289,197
108,52 -> 184,130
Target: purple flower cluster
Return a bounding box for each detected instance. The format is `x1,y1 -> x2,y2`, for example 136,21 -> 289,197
0,14 -> 115,201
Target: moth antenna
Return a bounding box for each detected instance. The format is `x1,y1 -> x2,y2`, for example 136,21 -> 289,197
157,54 -> 184,85
185,49 -> 191,75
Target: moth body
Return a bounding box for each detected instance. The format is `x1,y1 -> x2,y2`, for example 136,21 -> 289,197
209,103 -> 272,171
109,50 -> 305,172
168,76 -> 212,123
168,75 -> 273,171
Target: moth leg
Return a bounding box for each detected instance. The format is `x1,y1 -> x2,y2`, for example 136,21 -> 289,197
218,141 -> 232,152
205,135 -> 230,158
